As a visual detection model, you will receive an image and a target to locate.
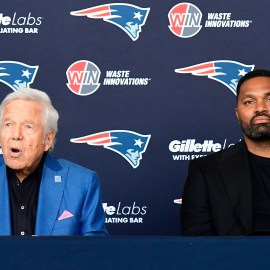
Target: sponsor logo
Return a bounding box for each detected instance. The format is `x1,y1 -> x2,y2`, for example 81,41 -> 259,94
175,60 -> 254,95
205,12 -> 252,28
168,2 -> 253,38
0,12 -> 43,34
169,139 -> 236,160
103,202 -> 147,224
66,60 -> 101,96
71,130 -> 151,169
103,70 -> 150,86
70,3 -> 150,41
0,61 -> 38,91
168,3 -> 202,38
66,60 -> 151,95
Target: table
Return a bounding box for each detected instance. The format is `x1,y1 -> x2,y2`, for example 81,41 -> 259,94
1,236 -> 270,269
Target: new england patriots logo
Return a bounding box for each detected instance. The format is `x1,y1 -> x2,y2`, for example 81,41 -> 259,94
70,4 -> 150,41
174,198 -> 182,205
0,61 -> 38,91
70,130 -> 151,168
175,60 -> 255,95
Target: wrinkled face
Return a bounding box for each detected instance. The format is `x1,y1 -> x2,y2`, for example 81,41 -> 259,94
236,76 -> 270,141
0,99 -> 55,179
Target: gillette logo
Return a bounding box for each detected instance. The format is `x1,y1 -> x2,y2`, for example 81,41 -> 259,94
103,202 -> 147,224
169,139 -> 237,160
0,12 -> 42,26
0,12 -> 43,34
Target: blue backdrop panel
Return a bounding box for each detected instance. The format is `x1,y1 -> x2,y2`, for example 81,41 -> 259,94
0,0 -> 267,235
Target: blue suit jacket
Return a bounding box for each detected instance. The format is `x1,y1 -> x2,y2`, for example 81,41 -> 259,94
0,154 -> 108,236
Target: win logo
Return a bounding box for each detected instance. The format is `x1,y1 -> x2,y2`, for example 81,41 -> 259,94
66,60 -> 101,96
168,3 -> 202,38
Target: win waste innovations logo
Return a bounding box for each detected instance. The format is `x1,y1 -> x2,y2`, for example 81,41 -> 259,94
168,2 -> 253,38
66,60 -> 101,96
168,3 -> 202,38
66,60 -> 151,96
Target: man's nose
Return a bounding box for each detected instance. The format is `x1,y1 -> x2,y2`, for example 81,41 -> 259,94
255,100 -> 269,113
12,126 -> 23,140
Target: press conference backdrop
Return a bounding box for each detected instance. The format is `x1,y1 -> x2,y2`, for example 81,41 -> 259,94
0,0 -> 265,235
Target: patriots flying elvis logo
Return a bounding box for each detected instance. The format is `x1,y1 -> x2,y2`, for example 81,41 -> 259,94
70,3 -> 150,41
175,60 -> 255,95
70,130 -> 151,169
174,198 -> 182,205
0,61 -> 38,92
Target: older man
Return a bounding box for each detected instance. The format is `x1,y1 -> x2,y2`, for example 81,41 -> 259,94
181,69 -> 270,236
0,88 -> 108,236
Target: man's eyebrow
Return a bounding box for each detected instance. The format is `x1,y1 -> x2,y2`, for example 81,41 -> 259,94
2,117 -> 12,121
240,94 -> 254,99
241,92 -> 270,99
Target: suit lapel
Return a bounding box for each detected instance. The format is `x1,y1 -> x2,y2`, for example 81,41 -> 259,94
217,141 -> 253,233
0,159 -> 11,235
35,155 -> 68,235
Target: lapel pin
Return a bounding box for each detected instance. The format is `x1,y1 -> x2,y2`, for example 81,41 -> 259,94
54,175 -> 62,183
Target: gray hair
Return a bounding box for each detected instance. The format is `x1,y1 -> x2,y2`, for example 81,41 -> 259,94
0,88 -> 59,147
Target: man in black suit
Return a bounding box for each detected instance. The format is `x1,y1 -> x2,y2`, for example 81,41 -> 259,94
181,69 -> 270,236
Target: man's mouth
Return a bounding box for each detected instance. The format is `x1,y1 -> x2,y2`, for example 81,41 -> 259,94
9,147 -> 22,157
252,116 -> 270,124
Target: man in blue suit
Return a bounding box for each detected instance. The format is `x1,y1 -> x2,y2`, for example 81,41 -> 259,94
0,88 -> 108,236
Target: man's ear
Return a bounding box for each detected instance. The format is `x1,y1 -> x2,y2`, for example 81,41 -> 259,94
235,107 -> 239,121
44,131 -> 56,151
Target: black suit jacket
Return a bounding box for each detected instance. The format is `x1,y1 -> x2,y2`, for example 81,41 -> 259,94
181,140 -> 254,236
